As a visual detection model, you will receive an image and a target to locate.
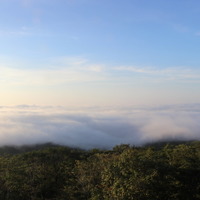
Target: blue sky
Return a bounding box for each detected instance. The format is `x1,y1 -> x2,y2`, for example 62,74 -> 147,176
1,0 -> 200,106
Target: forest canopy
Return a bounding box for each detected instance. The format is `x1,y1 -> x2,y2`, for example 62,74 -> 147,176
0,141 -> 200,200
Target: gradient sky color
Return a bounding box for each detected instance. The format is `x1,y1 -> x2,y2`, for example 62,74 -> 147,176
1,0 -> 200,106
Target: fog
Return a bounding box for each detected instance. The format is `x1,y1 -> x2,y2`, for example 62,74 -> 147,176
0,104 -> 200,149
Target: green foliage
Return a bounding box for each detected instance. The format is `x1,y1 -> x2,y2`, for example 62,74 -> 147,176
0,141 -> 200,199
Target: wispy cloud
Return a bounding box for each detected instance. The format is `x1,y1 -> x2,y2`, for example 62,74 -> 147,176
0,26 -> 51,37
113,66 -> 200,81
172,23 -> 189,33
0,67 -> 105,86
0,56 -> 200,87
195,31 -> 200,36
0,57 -> 106,86
0,27 -> 31,37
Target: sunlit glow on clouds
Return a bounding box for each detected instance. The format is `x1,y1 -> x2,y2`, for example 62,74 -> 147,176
0,104 -> 200,149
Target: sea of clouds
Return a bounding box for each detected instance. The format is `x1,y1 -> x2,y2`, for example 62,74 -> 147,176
0,104 -> 200,149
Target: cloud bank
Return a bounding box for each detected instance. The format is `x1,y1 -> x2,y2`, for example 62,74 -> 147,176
0,104 -> 200,149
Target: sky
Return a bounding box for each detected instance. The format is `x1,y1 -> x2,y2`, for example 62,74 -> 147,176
1,0 -> 200,106
1,0 -> 200,148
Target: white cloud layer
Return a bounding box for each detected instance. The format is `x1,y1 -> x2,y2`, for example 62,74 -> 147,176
0,104 -> 200,149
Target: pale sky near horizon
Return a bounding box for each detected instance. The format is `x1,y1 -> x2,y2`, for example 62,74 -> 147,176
1,0 -> 200,106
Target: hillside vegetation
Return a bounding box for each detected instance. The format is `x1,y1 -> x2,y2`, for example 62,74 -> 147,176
0,141 -> 200,200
